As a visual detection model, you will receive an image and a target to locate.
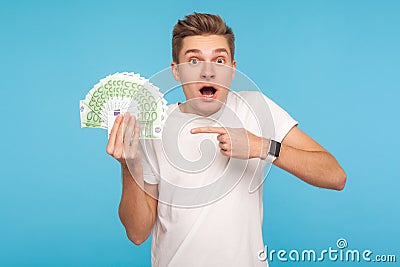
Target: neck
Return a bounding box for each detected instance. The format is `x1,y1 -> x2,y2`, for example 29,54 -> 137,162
178,92 -> 230,117
178,102 -> 221,117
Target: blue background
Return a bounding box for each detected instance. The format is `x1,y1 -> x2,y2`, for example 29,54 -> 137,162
1,0 -> 399,266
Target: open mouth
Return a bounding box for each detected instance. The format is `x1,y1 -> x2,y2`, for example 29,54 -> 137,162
199,86 -> 217,98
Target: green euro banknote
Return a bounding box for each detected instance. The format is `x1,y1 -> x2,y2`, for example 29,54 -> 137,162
80,72 -> 167,139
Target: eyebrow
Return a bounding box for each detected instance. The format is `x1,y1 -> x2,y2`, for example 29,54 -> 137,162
184,48 -> 229,56
214,48 -> 229,55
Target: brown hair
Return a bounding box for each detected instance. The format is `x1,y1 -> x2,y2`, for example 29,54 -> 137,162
172,12 -> 235,63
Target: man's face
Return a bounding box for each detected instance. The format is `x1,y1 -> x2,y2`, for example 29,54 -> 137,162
171,34 -> 236,116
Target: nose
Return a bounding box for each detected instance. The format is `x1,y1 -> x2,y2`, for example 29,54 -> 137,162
200,62 -> 215,80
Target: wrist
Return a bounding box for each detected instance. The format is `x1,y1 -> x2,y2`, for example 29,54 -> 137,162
259,138 -> 270,160
121,157 -> 144,185
121,155 -> 142,172
121,162 -> 129,171
250,137 -> 270,159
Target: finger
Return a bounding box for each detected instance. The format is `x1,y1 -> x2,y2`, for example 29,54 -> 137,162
130,122 -> 141,150
220,149 -> 230,157
106,114 -> 123,154
127,117 -> 140,149
191,126 -> 227,135
218,142 -> 229,151
123,112 -> 131,133
217,134 -> 228,143
114,114 -> 128,158
123,114 -> 136,146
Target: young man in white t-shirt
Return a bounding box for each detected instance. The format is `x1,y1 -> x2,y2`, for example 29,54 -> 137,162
106,13 -> 346,266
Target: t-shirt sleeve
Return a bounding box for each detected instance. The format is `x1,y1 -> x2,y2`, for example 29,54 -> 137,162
262,93 -> 298,142
139,139 -> 160,185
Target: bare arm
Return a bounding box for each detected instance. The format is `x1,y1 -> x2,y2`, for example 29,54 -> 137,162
273,126 -> 346,190
191,125 -> 346,191
118,164 -> 158,245
106,113 -> 158,245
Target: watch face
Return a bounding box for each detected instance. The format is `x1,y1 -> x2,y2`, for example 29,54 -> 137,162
269,140 -> 281,157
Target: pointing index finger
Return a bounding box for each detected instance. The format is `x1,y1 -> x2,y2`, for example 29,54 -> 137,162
191,126 -> 227,135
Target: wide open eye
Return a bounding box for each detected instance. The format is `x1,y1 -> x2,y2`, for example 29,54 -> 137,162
190,58 -> 199,65
216,58 -> 225,64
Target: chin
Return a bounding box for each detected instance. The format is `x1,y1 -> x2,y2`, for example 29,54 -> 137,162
193,98 -> 224,117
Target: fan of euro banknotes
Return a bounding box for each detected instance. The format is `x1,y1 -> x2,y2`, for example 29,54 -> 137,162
80,72 -> 168,139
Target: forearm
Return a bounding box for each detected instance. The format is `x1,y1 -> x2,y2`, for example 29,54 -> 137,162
273,143 -> 346,190
118,162 -> 155,244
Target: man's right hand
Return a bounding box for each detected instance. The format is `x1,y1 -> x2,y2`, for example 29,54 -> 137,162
106,113 -> 141,165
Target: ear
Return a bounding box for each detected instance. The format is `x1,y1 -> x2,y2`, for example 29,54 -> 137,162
171,62 -> 180,81
231,59 -> 237,80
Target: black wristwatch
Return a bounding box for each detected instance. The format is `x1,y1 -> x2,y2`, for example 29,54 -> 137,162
266,139 -> 281,162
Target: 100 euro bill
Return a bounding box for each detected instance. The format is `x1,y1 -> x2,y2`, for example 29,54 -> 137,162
79,72 -> 167,139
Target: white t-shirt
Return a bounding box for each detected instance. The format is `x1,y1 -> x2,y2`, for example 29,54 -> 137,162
140,91 -> 297,267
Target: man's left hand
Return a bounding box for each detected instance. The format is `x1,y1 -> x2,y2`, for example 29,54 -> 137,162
191,126 -> 269,160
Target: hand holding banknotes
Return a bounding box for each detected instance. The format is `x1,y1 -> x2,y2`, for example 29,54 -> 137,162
106,112 -> 141,166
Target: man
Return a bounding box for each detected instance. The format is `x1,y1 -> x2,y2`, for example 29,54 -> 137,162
106,13 -> 346,266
